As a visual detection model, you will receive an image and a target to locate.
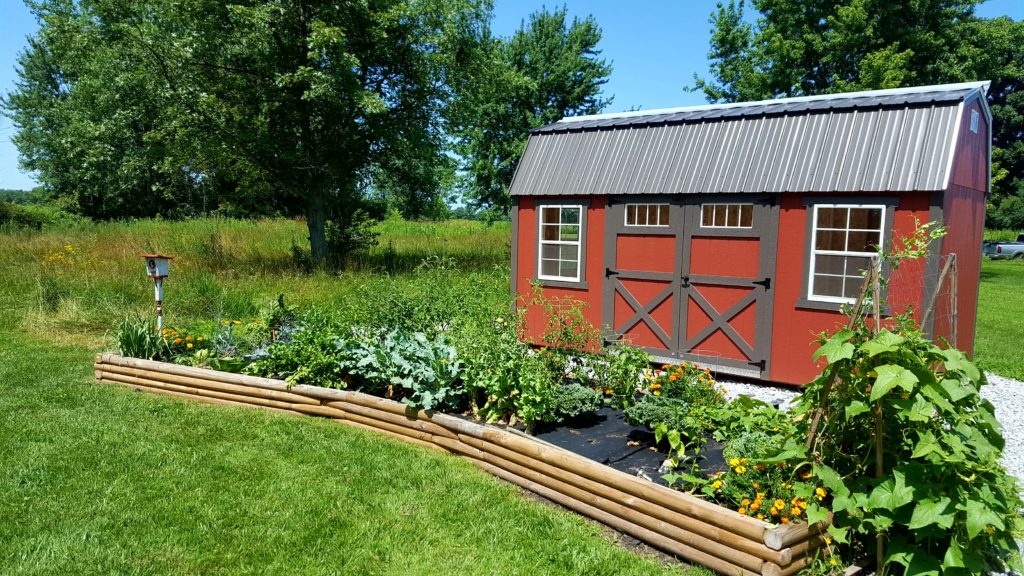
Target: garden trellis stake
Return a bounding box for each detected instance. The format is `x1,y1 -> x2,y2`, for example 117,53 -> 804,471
140,254 -> 172,332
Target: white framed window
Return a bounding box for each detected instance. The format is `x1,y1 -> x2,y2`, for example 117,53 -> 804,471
538,205 -> 583,282
701,203 -> 753,228
808,204 -> 885,302
625,203 -> 670,227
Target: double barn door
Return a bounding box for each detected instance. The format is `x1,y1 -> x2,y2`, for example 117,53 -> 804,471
602,197 -> 778,379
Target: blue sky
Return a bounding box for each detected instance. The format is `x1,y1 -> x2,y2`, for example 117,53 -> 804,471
1,0 -> 1022,190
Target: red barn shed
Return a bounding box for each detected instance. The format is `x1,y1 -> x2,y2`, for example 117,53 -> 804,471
509,82 -> 991,386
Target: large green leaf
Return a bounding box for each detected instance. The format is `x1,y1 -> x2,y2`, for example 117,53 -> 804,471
844,400 -> 870,420
870,364 -> 919,402
911,431 -> 946,459
813,328 -> 855,363
867,470 -> 914,512
939,378 -> 976,403
964,498 -> 1006,539
905,395 -> 936,422
907,497 -> 955,530
862,329 -> 905,356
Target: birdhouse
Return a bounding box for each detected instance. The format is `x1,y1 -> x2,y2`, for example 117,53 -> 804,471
140,253 -> 172,278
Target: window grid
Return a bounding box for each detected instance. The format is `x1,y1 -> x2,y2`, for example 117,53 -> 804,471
701,203 -> 754,228
625,203 -> 670,227
808,204 -> 885,303
538,205 -> 583,282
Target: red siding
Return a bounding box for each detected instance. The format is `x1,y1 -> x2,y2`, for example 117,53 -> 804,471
769,192 -> 933,385
516,197 -> 606,347
935,99 -> 988,353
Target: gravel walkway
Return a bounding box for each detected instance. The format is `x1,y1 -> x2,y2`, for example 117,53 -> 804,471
717,372 -> 1024,488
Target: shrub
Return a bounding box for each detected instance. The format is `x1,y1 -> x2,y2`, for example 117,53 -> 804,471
722,431 -> 779,463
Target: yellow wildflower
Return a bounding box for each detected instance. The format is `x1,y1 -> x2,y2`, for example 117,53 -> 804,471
734,465 -> 747,474
728,458 -> 740,467
187,343 -> 193,349
711,480 -> 723,490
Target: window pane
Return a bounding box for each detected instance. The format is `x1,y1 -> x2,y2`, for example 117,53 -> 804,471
815,254 -> 845,275
813,274 -> 843,297
559,260 -> 578,278
848,208 -> 882,230
561,207 -> 580,224
636,206 -> 648,225
817,207 -> 847,229
713,205 -> 726,226
561,225 -> 579,241
726,205 -> 740,227
815,229 -> 846,251
542,207 -> 560,225
702,205 -> 714,226
541,244 -> 560,259
847,230 -> 881,252
659,204 -> 670,226
542,224 -> 560,241
560,244 -> 578,260
843,276 -> 865,299
844,256 -> 872,277
626,204 -> 636,226
740,204 -> 753,227
541,259 -> 560,277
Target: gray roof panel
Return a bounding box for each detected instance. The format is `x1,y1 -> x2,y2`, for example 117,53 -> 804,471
511,83 -> 984,197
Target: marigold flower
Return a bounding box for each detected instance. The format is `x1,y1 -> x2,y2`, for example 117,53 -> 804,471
756,492 -> 766,499
790,507 -> 801,517
711,480 -> 723,490
750,501 -> 761,511
728,458 -> 740,467
752,483 -> 760,490
185,336 -> 192,341
174,338 -> 182,344
653,390 -> 661,396
187,343 -> 193,349
801,472 -> 813,480
741,498 -> 751,506
734,465 -> 747,474
756,514 -> 764,520
774,499 -> 785,510
815,487 -> 828,498
770,507 -> 779,516
738,507 -> 746,515
780,516 -> 790,524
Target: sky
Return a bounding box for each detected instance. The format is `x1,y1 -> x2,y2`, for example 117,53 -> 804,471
1,0 -> 1022,191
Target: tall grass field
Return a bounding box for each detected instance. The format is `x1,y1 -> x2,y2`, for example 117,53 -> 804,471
0,216 -> 1020,574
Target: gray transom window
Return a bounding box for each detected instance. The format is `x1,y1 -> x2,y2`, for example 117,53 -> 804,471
809,204 -> 885,302
538,205 -> 583,282
625,203 -> 670,227
701,203 -> 753,228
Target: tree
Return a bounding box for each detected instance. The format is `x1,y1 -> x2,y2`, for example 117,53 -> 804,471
4,0 -> 491,262
451,6 -> 612,211
694,1 -> 1024,227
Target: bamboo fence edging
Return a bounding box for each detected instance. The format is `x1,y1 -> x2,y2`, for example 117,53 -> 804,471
94,354 -> 825,576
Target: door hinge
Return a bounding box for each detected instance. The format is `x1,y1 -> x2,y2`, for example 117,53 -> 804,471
748,359 -> 767,371
752,277 -> 771,290
605,268 -> 619,278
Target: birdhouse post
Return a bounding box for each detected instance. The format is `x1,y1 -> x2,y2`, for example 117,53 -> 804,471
140,254 -> 172,331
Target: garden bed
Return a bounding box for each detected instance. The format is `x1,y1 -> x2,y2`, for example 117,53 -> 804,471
95,353 -> 826,576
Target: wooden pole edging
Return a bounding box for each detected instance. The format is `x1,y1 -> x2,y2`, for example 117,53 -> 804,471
94,354 -> 824,575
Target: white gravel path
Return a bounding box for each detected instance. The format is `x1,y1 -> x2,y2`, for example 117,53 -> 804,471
717,372 -> 1024,489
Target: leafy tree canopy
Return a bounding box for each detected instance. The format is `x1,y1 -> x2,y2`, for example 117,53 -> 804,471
4,0 -> 492,263
450,6 -> 612,211
695,0 -> 1024,229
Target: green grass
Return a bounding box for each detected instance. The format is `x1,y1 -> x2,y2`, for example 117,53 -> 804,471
0,328 -> 697,575
0,218 -> 707,575
976,258 -> 1024,380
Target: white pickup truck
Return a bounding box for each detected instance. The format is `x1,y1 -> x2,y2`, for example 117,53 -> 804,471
983,233 -> 1024,259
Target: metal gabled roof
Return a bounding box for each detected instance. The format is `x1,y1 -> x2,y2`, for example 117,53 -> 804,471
509,82 -> 988,197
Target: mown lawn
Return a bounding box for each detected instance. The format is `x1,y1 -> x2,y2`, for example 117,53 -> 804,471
0,218 -> 708,575
976,258 -> 1024,380
0,324 -> 698,576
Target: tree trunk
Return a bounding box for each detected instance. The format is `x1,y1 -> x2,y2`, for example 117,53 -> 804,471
306,193 -> 328,265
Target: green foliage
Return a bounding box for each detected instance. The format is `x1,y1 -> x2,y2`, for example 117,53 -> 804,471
450,6 -> 611,209
623,395 -> 689,431
790,325 -> 1024,573
549,383 -> 603,421
722,431 -> 779,463
341,328 -> 465,412
3,0 -> 493,262
247,315 -> 351,389
114,315 -> 168,361
694,1 -> 1024,226
593,343 -> 653,409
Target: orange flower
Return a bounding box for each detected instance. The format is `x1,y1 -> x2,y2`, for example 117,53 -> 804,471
774,499 -> 785,510
780,516 -> 790,524
738,507 -> 747,515
741,498 -> 751,506
790,507 -> 801,517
